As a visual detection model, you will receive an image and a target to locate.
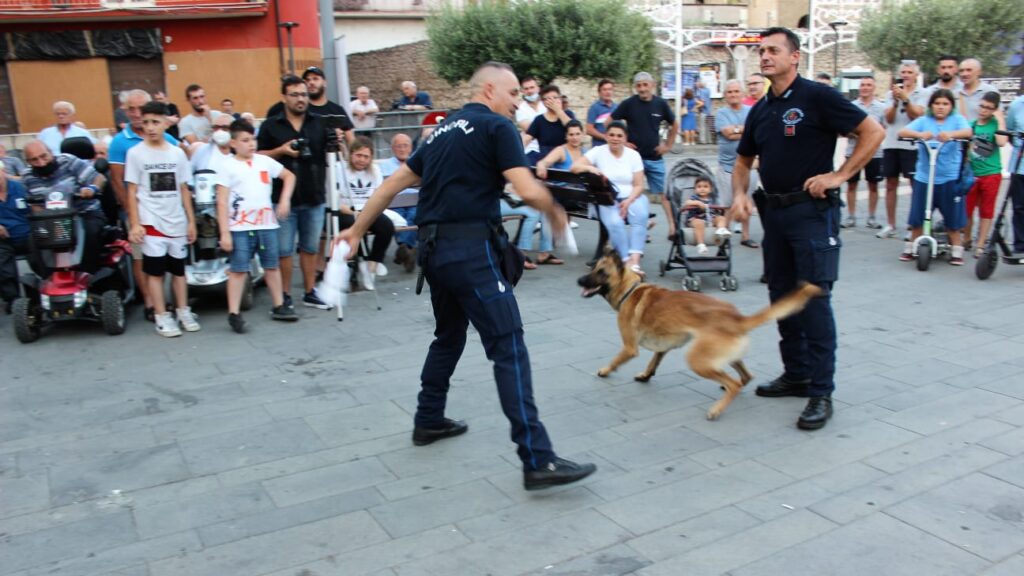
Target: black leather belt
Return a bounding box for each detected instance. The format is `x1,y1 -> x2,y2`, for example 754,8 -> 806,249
761,189 -> 839,209
418,222 -> 495,241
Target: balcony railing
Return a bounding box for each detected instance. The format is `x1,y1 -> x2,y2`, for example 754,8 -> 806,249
0,0 -> 267,11
334,0 -> 469,14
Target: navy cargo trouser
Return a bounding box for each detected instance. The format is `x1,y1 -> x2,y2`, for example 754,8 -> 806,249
416,230 -> 555,471
760,195 -> 841,397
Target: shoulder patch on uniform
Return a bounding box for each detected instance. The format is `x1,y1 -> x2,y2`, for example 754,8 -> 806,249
782,108 -> 805,125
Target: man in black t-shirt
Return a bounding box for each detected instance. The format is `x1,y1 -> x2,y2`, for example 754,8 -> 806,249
610,71 -> 679,232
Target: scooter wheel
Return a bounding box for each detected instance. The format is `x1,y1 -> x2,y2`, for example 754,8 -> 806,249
100,290 -> 126,335
12,297 -> 40,343
240,273 -> 254,311
916,246 -> 931,272
975,249 -> 998,280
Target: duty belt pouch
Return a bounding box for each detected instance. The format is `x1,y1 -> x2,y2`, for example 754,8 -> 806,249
752,187 -> 767,216
492,226 -> 524,287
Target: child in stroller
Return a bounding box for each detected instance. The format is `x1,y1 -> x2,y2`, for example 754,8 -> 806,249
660,159 -> 739,292
683,176 -> 732,254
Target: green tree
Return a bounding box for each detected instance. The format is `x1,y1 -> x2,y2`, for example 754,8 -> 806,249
426,0 -> 658,85
858,0 -> 1024,76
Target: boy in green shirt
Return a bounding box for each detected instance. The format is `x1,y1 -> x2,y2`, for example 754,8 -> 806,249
966,91 -> 1009,257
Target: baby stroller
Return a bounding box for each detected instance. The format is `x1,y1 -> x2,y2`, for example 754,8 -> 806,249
659,158 -> 738,291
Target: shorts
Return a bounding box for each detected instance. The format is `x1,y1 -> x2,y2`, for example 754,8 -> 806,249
908,179 -> 966,230
642,158 -> 666,196
141,234 -> 188,277
277,203 -> 326,257
847,157 -> 883,183
882,148 -> 917,179
966,173 -> 1002,219
715,165 -> 760,207
229,229 -> 280,273
118,210 -> 145,259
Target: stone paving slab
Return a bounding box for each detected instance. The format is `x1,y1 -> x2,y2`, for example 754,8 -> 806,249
2,150 -> 1023,575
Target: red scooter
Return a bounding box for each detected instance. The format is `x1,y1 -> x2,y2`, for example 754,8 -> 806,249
12,191 -> 133,342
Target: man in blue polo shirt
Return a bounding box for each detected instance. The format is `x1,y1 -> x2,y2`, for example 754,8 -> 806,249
731,27 -> 884,431
586,79 -> 617,147
108,89 -> 181,320
335,61 -> 596,491
0,168 -> 31,313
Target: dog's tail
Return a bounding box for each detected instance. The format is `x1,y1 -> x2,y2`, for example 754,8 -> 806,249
741,283 -> 823,330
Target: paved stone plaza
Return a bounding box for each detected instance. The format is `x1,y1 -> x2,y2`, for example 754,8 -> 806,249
1,149 -> 1023,575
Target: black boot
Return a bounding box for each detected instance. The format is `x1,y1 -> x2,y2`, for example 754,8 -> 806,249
524,458 -> 597,491
755,374 -> 811,397
797,396 -> 833,430
412,418 -> 468,446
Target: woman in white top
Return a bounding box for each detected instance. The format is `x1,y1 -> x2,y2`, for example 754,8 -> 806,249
571,121 -> 649,275
342,137 -> 394,290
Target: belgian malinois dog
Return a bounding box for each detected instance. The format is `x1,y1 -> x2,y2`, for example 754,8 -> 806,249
578,250 -> 822,420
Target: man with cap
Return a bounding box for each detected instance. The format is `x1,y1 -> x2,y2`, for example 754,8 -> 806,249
333,61 -> 597,491
610,71 -> 679,237
267,67 -> 355,144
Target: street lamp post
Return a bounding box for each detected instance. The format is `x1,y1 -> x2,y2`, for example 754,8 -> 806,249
828,20 -> 847,82
279,21 -> 300,74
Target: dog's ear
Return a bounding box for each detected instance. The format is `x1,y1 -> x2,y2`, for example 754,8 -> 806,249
602,246 -> 617,258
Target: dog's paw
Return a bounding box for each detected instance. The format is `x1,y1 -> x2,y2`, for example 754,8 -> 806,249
634,372 -> 652,383
597,366 -> 613,377
706,407 -> 722,421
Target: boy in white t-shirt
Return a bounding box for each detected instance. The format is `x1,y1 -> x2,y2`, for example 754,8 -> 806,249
126,101 -> 198,337
216,120 -> 297,333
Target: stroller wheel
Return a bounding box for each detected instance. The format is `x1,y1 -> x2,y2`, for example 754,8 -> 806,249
658,260 -> 666,277
683,277 -> 701,292
723,276 -> 739,291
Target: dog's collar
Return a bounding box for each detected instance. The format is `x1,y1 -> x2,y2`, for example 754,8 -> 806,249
616,280 -> 643,310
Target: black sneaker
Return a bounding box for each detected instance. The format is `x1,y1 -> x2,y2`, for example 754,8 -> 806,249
271,304 -> 298,322
412,418 -> 468,446
144,306 -> 155,322
228,313 -> 247,334
282,292 -> 293,308
524,458 -> 597,491
302,291 -> 332,310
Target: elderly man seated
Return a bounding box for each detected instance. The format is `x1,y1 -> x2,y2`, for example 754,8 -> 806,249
20,140 -> 106,274
379,133 -> 418,272
38,101 -> 95,155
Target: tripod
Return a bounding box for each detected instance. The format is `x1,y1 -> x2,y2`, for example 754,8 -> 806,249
324,128 -> 380,320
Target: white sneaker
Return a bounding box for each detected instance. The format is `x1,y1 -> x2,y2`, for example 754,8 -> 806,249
155,312 -> 182,338
876,225 -> 896,239
840,216 -> 856,228
358,261 -> 375,291
176,307 -> 201,332
697,243 -> 709,255
715,227 -> 732,237
569,221 -> 579,229
375,262 -> 388,277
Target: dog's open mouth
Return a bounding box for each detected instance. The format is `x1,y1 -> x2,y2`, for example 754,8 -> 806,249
580,286 -> 602,298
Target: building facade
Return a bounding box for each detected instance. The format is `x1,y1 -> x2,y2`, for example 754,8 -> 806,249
0,0 -> 323,135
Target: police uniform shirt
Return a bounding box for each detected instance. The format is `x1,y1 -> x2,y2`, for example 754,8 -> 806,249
256,113 -> 327,206
737,75 -> 866,194
406,102 -> 528,226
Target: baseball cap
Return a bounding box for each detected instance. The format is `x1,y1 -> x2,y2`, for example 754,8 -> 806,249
633,71 -> 655,84
303,66 -> 326,80
422,111 -> 447,126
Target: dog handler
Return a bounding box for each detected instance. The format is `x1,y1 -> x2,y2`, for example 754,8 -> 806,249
333,62 -> 596,490
730,28 -> 884,430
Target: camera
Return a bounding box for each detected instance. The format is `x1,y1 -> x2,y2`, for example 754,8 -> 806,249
290,138 -> 312,160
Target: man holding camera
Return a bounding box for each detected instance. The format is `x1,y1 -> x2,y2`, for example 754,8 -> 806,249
877,60 -> 928,239
257,75 -> 332,310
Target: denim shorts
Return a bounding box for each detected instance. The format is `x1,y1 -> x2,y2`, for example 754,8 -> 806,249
642,158 -> 666,196
229,229 -> 280,273
276,203 -> 326,257
908,180 -> 966,230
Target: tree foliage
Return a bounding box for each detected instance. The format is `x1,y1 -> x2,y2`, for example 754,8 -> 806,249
858,0 -> 1024,76
426,0 -> 658,85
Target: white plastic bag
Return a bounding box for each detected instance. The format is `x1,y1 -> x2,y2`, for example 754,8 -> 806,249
315,241 -> 351,308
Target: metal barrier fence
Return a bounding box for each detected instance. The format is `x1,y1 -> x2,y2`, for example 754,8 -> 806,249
355,109 -> 455,160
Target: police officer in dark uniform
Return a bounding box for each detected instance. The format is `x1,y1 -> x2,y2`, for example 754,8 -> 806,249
731,28 -> 884,430
334,62 -> 597,490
